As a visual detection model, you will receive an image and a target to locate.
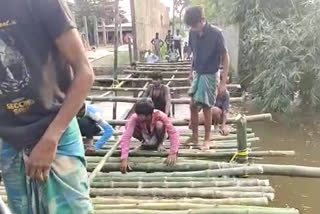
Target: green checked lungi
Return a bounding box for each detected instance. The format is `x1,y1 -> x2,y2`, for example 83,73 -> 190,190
189,73 -> 218,107
0,118 -> 93,214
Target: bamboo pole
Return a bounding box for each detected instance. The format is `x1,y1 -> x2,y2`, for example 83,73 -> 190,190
91,166 -> 263,178
91,186 -> 274,193
90,179 -> 270,188
92,197 -> 269,206
90,188 -> 274,201
91,86 -> 190,92
112,0 -> 120,120
86,156 -> 296,172
236,115 -> 248,163
97,114 -> 271,126
136,67 -> 191,71
88,140 -> 120,184
96,163 -> 320,179
136,61 -> 191,66
86,96 -> 243,104
130,0 -> 138,61
93,203 -> 286,211
92,176 -> 268,183
95,76 -> 189,82
94,208 -> 299,214
124,70 -> 190,75
101,150 -> 295,159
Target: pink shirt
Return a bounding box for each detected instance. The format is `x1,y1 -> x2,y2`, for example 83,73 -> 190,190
120,110 -> 180,160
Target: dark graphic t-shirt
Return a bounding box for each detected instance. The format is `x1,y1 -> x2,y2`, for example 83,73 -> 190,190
0,0 -> 75,149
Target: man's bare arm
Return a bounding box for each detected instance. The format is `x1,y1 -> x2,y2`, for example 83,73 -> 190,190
45,29 -> 94,140
164,86 -> 172,115
221,52 -> 230,85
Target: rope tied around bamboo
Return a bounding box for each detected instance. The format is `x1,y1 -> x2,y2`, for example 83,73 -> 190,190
232,115 -> 249,164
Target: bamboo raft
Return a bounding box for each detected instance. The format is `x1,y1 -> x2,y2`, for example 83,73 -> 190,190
0,61 -> 314,213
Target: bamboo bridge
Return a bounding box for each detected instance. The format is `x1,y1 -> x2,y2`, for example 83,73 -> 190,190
1,61 -> 320,213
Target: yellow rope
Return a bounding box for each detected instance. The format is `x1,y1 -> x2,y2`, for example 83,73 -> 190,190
230,149 -> 249,163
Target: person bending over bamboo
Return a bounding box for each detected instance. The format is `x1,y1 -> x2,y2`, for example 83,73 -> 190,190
197,89 -> 230,136
143,72 -> 171,116
120,98 -> 180,173
77,102 -> 114,152
184,6 -> 230,150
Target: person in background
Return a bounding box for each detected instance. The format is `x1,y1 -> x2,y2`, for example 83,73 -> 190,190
183,42 -> 190,60
145,50 -> 160,63
120,98 -> 179,173
184,6 -> 230,150
151,32 -> 164,58
143,72 -> 171,116
165,30 -> 173,52
77,102 -> 114,152
173,29 -> 182,59
196,89 -> 230,136
0,0 -> 94,213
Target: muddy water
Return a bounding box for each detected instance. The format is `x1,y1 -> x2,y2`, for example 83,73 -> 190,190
245,106 -> 320,214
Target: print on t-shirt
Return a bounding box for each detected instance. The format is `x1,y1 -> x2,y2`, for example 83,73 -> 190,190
0,31 -> 30,96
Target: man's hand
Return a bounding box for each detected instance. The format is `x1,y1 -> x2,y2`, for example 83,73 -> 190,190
26,134 -> 58,182
120,159 -> 132,174
165,153 -> 177,166
220,125 -> 229,136
218,82 -> 226,96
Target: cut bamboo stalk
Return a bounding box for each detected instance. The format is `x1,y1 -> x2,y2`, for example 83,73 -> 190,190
92,175 -> 268,182
90,166 -> 264,178
86,96 -> 243,104
95,203 -> 269,210
236,115 -> 248,163
136,61 -> 191,65
101,114 -> 271,126
90,179 -> 270,188
90,186 -> 274,193
90,188 -> 274,201
103,150 -> 295,159
95,163 -> 320,178
88,140 -> 120,184
101,142 -> 255,150
95,77 -> 189,82
91,86 -> 190,92
94,208 -> 299,214
123,70 -> 190,75
86,161 -> 250,172
91,197 -> 269,206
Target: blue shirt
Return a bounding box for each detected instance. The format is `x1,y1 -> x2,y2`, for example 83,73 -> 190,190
189,23 -> 227,74
83,104 -> 114,150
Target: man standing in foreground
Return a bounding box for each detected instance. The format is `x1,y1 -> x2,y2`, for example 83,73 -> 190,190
184,6 -> 230,149
0,0 -> 94,213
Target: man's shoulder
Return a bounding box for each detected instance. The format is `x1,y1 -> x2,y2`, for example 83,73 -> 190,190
207,24 -> 223,35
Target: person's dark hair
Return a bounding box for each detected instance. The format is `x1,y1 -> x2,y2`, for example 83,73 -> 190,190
156,32 -> 159,36
150,72 -> 163,81
135,98 -> 155,115
168,30 -> 171,34
184,6 -> 203,27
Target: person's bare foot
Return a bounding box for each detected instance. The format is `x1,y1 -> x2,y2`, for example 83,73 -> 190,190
157,144 -> 167,152
201,141 -> 211,151
184,136 -> 199,145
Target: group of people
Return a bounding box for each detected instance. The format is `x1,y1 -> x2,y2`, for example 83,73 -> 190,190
0,1 -> 230,213
146,28 -> 188,62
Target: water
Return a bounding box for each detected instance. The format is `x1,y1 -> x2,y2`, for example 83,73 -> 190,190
245,106 -> 320,214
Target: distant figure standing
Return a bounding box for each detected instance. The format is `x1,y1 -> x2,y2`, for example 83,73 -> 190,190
165,30 -> 173,52
151,33 -> 164,57
173,29 -> 182,59
183,42 -> 190,60
184,6 -> 230,149
145,50 -> 159,63
143,73 -> 171,116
